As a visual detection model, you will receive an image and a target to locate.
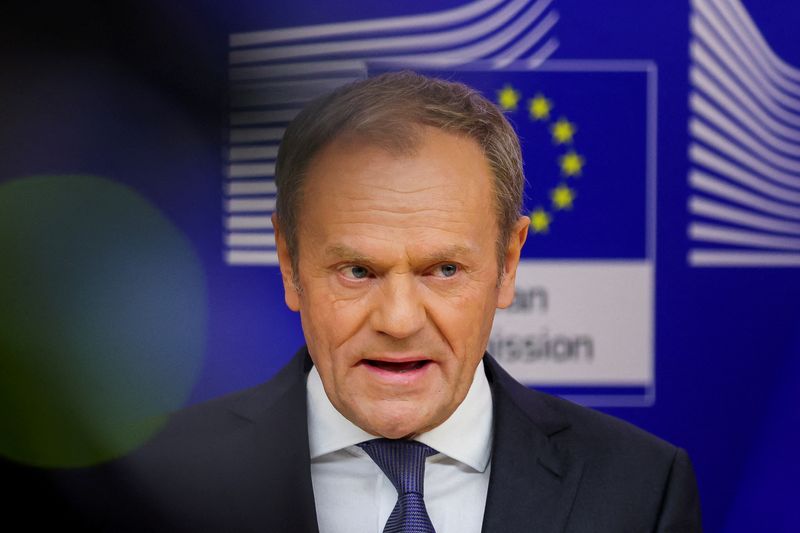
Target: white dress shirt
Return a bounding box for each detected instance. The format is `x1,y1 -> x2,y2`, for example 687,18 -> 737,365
307,360 -> 494,533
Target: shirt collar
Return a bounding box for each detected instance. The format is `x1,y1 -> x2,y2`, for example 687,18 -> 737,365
306,359 -> 493,473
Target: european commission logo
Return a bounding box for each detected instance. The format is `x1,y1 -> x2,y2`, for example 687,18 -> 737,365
421,65 -> 656,406
688,0 -> 800,267
494,83 -> 586,234
221,0 -> 659,406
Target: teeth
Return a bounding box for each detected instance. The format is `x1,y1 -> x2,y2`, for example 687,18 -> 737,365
366,360 -> 428,372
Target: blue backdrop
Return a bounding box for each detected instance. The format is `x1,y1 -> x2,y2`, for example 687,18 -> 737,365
2,1 -> 799,531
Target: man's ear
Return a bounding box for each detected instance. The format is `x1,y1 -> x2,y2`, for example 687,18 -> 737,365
497,216 -> 530,309
273,213 -> 301,312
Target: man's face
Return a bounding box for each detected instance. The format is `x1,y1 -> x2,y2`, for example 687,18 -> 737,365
276,126 -> 528,439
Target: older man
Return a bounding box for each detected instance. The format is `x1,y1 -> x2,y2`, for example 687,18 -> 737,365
86,71 -> 701,532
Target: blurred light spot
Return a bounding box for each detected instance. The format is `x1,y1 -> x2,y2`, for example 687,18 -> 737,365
0,175 -> 207,468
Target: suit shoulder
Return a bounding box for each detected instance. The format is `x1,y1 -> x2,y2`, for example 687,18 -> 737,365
141,353 -> 305,451
528,388 -> 679,464
485,354 -> 678,461
519,390 -> 701,530
158,381 -> 264,436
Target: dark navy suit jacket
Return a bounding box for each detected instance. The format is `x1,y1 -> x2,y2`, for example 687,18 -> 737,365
65,346 -> 702,532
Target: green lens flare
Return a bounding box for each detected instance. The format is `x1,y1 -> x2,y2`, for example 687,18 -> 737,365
0,175 -> 207,468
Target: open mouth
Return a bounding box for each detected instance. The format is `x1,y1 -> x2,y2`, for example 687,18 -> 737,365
363,359 -> 431,373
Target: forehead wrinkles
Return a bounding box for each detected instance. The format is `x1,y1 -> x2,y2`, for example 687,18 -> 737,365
297,127 -> 498,249
306,162 -> 490,219
326,226 -> 481,255
303,127 -> 491,192
313,201 -> 485,246
300,185 -> 481,243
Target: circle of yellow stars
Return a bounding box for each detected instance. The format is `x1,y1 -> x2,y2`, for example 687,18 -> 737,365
495,84 -> 586,234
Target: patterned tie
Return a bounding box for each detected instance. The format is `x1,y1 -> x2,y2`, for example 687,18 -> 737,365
358,438 -> 439,533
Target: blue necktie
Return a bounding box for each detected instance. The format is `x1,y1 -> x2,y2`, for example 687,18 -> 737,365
358,438 -> 438,533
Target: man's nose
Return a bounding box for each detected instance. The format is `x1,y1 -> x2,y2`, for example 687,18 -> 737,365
370,274 -> 426,339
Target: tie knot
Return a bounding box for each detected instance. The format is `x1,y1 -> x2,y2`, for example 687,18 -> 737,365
358,438 -> 438,496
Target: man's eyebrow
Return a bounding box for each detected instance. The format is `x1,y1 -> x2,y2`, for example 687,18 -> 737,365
324,243 -> 475,263
324,244 -> 375,263
420,244 -> 474,263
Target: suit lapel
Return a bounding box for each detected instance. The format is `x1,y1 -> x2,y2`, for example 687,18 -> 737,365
229,347 -> 320,533
223,349 -> 583,532
481,355 -> 584,533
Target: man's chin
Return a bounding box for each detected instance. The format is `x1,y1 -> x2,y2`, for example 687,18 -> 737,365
355,404 -> 444,439
371,424 -> 426,440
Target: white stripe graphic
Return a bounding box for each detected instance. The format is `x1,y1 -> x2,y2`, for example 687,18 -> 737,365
706,0 -> 800,95
490,10 -> 558,67
230,0 -> 504,47
226,180 -> 277,196
689,250 -> 800,267
692,109 -> 800,175
381,4 -> 556,67
228,146 -> 279,161
728,0 -> 800,83
230,0 -> 537,64
690,171 -> 800,220
690,145 -> 800,204
226,250 -> 281,265
689,196 -> 800,236
229,128 -> 285,143
227,163 -> 276,178
691,52 -> 800,142
226,198 -> 277,212
688,0 -> 800,267
694,2 -> 800,107
521,37 -> 560,69
692,16 -> 800,126
690,120 -> 800,186
225,0 -> 560,266
226,232 -> 277,247
225,216 -> 273,230
690,91 -> 800,157
690,223 -> 800,251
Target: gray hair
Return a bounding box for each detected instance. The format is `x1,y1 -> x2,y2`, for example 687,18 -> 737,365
275,70 -> 525,286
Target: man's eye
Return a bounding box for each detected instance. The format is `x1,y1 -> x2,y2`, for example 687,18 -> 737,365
435,264 -> 459,278
342,266 -> 370,280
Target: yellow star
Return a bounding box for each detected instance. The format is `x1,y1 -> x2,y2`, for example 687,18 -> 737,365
530,208 -> 551,233
497,84 -> 521,111
559,151 -> 585,177
551,118 -> 577,144
551,184 -> 576,210
528,94 -> 552,120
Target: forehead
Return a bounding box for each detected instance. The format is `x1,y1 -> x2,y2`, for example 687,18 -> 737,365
298,127 -> 497,258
